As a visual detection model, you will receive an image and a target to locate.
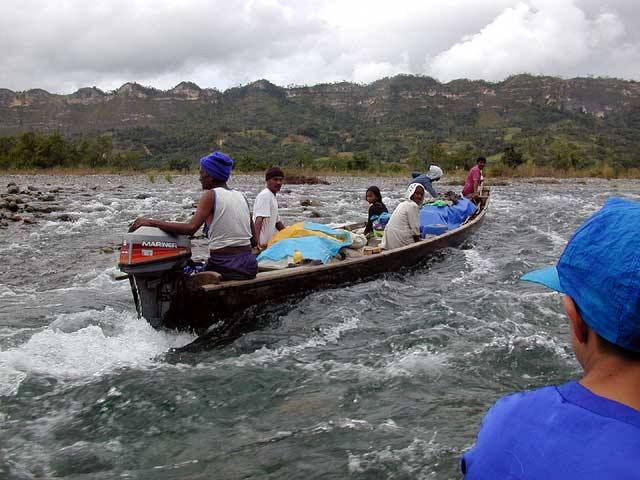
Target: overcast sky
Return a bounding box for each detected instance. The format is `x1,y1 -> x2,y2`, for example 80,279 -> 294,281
1,0 -> 639,93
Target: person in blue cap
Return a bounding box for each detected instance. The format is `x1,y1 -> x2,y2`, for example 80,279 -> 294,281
461,197 -> 640,479
129,151 -> 258,280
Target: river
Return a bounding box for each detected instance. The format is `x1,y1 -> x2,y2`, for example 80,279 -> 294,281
1,173 -> 639,479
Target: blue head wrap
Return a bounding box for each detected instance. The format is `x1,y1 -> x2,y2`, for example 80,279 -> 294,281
199,151 -> 234,181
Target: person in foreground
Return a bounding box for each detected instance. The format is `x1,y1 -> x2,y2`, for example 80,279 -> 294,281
462,156 -> 486,200
129,151 -> 257,281
381,183 -> 424,250
410,165 -> 442,199
253,166 -> 286,249
364,185 -> 388,236
461,197 -> 640,479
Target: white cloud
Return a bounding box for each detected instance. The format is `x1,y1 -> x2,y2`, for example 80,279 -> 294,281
427,0 -> 640,81
0,0 -> 639,93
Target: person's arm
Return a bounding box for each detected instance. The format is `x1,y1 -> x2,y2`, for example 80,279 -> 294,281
472,169 -> 482,196
253,216 -> 265,246
408,204 -> 421,242
129,190 -> 213,235
248,206 -> 257,249
424,180 -> 438,198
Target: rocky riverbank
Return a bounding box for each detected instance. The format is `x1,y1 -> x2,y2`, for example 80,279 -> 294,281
0,181 -> 74,228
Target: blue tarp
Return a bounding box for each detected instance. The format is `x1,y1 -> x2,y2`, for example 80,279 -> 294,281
419,198 -> 477,237
257,222 -> 353,264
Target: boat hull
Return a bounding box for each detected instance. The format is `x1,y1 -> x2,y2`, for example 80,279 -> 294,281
163,194 -> 489,331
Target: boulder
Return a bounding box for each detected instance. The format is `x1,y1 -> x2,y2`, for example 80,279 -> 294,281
285,175 -> 330,185
300,199 -> 321,207
55,214 -> 76,222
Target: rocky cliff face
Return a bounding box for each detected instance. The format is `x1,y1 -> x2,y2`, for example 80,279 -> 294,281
1,75 -> 639,135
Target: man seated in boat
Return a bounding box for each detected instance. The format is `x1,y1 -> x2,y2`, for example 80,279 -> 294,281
253,166 -> 286,249
462,198 -> 640,479
462,156 -> 486,201
380,183 -> 425,250
129,151 -> 258,281
410,165 -> 442,199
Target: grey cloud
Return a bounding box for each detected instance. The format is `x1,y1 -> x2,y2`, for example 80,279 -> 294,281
1,0 -> 639,93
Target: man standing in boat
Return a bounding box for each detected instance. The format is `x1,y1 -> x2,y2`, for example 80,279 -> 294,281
129,151 -> 258,281
461,197 -> 640,479
462,157 -> 486,201
253,166 -> 286,249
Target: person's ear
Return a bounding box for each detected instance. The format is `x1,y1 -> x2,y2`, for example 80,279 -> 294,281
563,295 -> 588,344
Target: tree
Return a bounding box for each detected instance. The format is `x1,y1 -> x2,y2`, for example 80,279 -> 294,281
502,146 -> 524,168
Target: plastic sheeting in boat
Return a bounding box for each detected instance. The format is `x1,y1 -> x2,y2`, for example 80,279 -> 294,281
419,198 -> 477,237
257,222 -> 353,264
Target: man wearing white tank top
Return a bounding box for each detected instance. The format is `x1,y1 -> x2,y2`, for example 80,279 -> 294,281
129,151 -> 258,280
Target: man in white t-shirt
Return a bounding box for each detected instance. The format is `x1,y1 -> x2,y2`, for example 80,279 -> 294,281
253,166 -> 286,248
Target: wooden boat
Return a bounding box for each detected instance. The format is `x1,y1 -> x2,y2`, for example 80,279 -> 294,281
119,191 -> 490,333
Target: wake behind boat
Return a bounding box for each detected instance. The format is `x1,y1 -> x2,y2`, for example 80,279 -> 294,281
118,191 -> 490,333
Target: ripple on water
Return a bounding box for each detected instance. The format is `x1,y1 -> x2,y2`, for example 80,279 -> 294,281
0,308 -> 194,397
1,175 -> 640,479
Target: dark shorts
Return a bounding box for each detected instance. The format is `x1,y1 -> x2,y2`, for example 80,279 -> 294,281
205,251 -> 258,281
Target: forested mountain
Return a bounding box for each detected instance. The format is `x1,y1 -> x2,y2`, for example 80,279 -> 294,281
1,74 -> 639,172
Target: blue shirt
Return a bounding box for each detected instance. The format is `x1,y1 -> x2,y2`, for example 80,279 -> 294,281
462,381 -> 640,479
410,174 -> 438,198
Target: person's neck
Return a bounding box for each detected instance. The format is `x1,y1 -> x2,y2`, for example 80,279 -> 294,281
580,354 -> 640,411
211,181 -> 228,189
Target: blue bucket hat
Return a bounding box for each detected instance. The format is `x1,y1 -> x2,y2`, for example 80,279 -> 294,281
522,197 -> 640,352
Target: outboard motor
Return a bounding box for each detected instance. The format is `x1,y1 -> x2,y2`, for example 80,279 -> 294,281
118,227 -> 191,328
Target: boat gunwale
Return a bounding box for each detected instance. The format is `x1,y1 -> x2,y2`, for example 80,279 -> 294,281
200,194 -> 490,293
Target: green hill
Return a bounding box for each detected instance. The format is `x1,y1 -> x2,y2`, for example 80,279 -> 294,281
1,74 -> 639,173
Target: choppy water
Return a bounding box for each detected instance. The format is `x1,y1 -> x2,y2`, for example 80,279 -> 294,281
1,173 -> 640,479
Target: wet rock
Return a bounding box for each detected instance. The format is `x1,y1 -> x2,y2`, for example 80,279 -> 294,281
27,185 -> 39,191
0,220 -> 8,228
4,194 -> 23,204
135,193 -> 151,199
55,214 -> 76,222
25,204 -> 54,213
7,202 -> 18,212
309,209 -> 322,218
40,194 -> 55,202
285,174 -> 330,185
300,199 -> 321,207
7,184 -> 19,194
23,217 -> 37,225
9,214 -> 22,222
49,187 -> 62,193
100,246 -> 115,254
